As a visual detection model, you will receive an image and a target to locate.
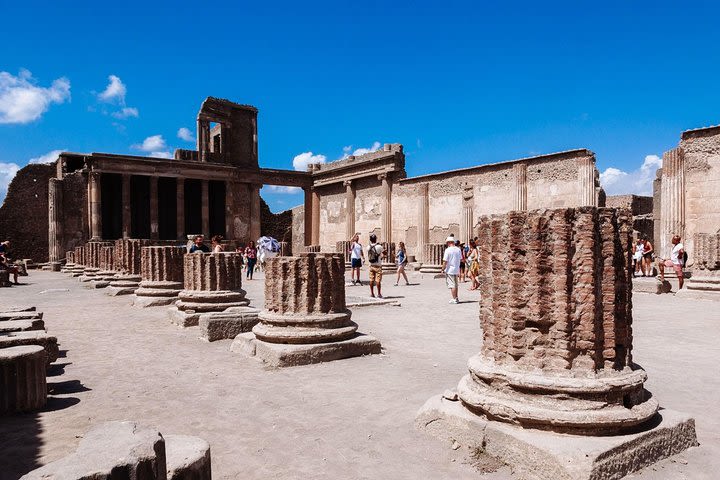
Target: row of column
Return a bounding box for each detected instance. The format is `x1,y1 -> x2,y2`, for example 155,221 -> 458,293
85,172 -> 261,241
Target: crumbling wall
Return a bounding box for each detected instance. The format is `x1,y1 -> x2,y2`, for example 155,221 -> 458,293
259,197 -> 292,246
606,194 -> 654,242
0,163 -> 55,262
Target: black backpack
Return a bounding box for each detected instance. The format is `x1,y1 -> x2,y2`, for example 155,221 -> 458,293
368,244 -> 379,263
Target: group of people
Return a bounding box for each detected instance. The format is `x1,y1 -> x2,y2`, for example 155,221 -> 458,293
347,233 -> 411,299
187,235 -> 259,280
631,234 -> 686,288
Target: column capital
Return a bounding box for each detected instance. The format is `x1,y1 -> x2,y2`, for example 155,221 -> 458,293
343,179 -> 353,188
377,172 -> 389,182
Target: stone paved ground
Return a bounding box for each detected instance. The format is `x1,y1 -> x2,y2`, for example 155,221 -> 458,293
0,270 -> 717,480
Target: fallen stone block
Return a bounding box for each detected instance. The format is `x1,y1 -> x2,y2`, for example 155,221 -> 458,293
416,395 -> 698,480
0,331 -> 59,365
21,421 -> 166,480
0,311 -> 43,321
0,319 -> 45,333
165,434 -> 212,480
198,307 -> 260,342
0,345 -> 47,414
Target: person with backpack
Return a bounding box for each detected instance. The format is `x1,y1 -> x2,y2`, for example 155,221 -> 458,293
367,234 -> 384,298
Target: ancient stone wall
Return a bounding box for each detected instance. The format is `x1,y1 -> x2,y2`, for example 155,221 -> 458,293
0,164 -> 55,262
260,197 -> 292,245
183,253 -> 243,291
59,171 -> 87,256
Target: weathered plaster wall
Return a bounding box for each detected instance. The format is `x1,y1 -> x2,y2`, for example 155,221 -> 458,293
317,182 -> 346,251
680,128 -> 720,258
354,176 -> 383,241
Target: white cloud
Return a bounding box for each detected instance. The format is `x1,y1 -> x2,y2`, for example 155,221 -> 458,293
112,107 -> 138,119
0,69 -> 70,124
351,141 -> 382,156
293,151 -> 327,171
0,162 -> 20,203
134,134 -> 167,152
29,149 -> 65,164
149,151 -> 172,159
98,75 -> 126,103
263,185 -> 301,194
600,154 -> 662,196
177,127 -> 195,142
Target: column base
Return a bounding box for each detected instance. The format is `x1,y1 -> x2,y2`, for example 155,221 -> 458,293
198,307 -> 260,342
230,332 -> 381,368
416,394 -> 698,480
419,264 -> 443,274
106,275 -> 142,296
132,281 -> 183,308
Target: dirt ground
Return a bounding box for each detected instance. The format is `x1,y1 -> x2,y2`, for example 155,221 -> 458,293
0,270 -> 717,480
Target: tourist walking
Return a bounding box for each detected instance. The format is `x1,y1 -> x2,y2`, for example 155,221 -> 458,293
189,235 -> 210,253
211,235 -> 224,253
394,241 -> 410,286
245,241 -> 257,280
349,233 -> 364,285
467,239 -> 480,290
642,236 -> 654,276
442,236 -> 462,304
458,240 -> 467,282
633,238 -> 645,277
367,234 -> 384,298
657,235 -> 685,289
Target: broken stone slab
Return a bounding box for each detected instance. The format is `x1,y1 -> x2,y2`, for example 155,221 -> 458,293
0,331 -> 59,365
231,332 -> 382,368
0,345 -> 47,414
415,395 -> 698,480
0,311 -> 43,321
0,319 -> 45,333
165,434 -> 212,480
0,305 -> 36,312
198,307 -> 260,342
20,421 -> 166,480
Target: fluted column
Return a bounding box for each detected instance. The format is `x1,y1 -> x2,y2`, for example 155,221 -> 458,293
201,179 -> 209,237
417,183 -> 429,262
311,188 -> 321,246
134,246 -> 185,307
89,171 -> 102,240
577,157 -> 597,207
303,187 -> 313,246
48,178 -> 63,262
660,148 -> 685,256
345,180 -> 355,239
176,178 -> 185,240
460,183 -> 474,244
379,173 -> 392,243
0,345 -> 47,414
250,184 -> 262,242
122,174 -> 131,239
149,176 -> 159,240
513,163 -> 528,211
419,244 -> 445,273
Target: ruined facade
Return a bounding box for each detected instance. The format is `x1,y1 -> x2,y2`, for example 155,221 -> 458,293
294,147 -> 603,259
655,125 -> 720,260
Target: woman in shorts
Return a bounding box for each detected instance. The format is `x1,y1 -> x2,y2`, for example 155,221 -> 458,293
349,233 -> 364,285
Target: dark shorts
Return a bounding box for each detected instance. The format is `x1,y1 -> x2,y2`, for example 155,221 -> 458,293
642,252 -> 653,259
351,258 -> 362,268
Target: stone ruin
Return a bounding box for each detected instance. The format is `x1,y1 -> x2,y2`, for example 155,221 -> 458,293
418,243 -> 445,274
133,246 -> 185,307
679,232 -> 720,297
416,207 -> 698,480
78,241 -> 113,284
21,421 -> 211,480
168,253 -> 250,327
107,239 -> 151,295
335,240 -> 353,268
232,253 -> 381,367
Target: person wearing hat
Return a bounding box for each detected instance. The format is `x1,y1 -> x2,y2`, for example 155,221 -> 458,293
442,235 -> 462,304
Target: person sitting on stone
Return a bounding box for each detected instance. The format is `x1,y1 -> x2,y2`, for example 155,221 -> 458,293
189,235 -> 210,253
367,234 -> 384,298
657,235 -> 685,290
211,235 -> 224,253
0,255 -> 19,285
0,240 -> 9,258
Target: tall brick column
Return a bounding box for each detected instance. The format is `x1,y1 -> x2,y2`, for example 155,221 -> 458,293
168,253 -> 249,327
232,253 -> 381,367
107,239 -> 151,296
419,243 -> 445,273
133,246 -> 185,307
417,207 -> 697,479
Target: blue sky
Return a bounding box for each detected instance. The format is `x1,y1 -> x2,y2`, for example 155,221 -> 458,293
1,1 -> 719,211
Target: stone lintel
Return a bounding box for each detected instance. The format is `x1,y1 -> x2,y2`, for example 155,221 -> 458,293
231,332 -> 381,368
415,395 -> 698,480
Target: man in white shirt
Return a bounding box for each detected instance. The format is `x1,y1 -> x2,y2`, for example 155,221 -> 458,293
442,236 -> 462,304
657,235 -> 685,289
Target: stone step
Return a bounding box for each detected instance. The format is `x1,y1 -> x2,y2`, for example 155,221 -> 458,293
0,319 -> 45,333
0,331 -> 59,365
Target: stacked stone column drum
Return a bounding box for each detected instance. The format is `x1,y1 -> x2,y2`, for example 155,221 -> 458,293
684,233 -> 720,294
67,246 -> 85,276
79,241 -> 113,282
107,239 -> 150,295
458,207 -> 657,434
0,345 -> 47,414
133,246 -> 185,307
169,253 -> 249,327
232,253 -> 381,367
419,243 -> 445,273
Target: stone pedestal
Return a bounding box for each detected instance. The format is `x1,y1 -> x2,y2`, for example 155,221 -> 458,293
416,207 -> 696,478
133,246 -> 185,307
231,253 -> 381,367
107,239 -> 151,295
0,345 -> 47,414
106,274 -> 143,296
199,306 -> 260,342
677,232 -> 720,300
419,243 -> 445,273
0,331 -> 59,366
168,253 -> 249,327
